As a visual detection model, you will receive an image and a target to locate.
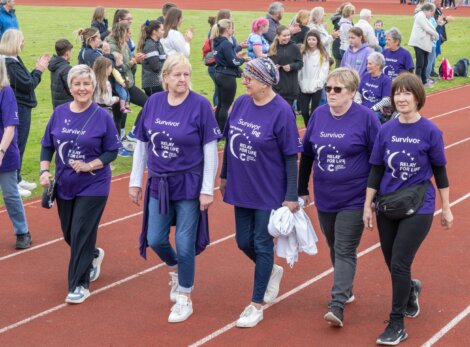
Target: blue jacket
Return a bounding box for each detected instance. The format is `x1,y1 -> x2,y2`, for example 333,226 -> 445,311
213,36 -> 244,77
0,6 -> 19,39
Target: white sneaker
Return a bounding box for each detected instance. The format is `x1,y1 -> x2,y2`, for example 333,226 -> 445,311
236,305 -> 263,328
169,272 -> 178,303
18,179 -> 37,191
90,248 -> 105,282
263,264 -> 284,303
345,293 -> 355,304
65,286 -> 90,304
17,186 -> 31,198
168,294 -> 193,323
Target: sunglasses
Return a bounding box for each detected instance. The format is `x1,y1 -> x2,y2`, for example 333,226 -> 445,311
325,85 -> 345,94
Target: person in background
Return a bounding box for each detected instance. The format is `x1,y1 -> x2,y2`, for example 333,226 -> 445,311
354,9 -> 379,50
129,54 -> 220,323
92,56 -> 119,112
298,68 -> 380,328
156,2 -> 177,25
298,29 -> 330,127
331,2 -> 352,68
112,9 -> 136,57
309,6 -> 337,58
374,20 -> 386,51
247,17 -> 270,59
264,1 -> 300,45
364,73 -> 453,346
110,51 -> 131,114
340,27 -> 373,78
77,27 -> 102,67
40,64 -> 121,305
220,57 -> 300,329
48,39 -> 73,109
0,29 -> 49,197
161,7 -> 192,58
91,6 -> 110,41
382,27 -> 414,80
137,20 -> 166,97
338,3 -> 355,60
269,25 -> 303,108
291,10 -> 310,45
0,54 -> 31,249
0,0 -> 18,39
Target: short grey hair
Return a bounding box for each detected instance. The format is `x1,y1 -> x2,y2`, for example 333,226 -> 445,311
359,9 -> 372,19
421,3 -> 436,11
310,7 -> 325,25
67,64 -> 96,90
268,2 -> 284,15
367,52 -> 385,68
386,27 -> 402,45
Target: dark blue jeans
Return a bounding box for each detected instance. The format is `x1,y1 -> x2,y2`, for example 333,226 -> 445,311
16,104 -> 32,183
234,206 -> 274,304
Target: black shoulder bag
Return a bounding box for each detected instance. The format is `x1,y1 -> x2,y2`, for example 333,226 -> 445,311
41,106 -> 100,209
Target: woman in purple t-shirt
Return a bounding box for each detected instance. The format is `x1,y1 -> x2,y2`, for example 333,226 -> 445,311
220,58 -> 301,328
0,55 -> 31,250
298,68 -> 380,328
129,53 -> 221,324
364,73 -> 453,345
40,65 -> 121,305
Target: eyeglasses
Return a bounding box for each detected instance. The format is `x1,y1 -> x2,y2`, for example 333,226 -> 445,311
241,73 -> 253,84
325,85 -> 345,94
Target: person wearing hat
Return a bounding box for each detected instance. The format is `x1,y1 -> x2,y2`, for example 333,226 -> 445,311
0,0 -> 18,39
220,57 -> 301,328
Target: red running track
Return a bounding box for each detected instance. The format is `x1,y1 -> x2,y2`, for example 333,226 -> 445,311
1,85 -> 470,346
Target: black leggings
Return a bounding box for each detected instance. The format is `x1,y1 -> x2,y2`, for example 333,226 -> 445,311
377,212 -> 433,324
299,90 -> 322,127
215,72 -> 237,132
414,47 -> 429,84
144,85 -> 163,97
112,85 -> 148,134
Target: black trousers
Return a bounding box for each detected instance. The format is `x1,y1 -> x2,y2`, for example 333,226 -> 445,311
16,104 -> 32,182
144,85 -> 163,97
57,196 -> 108,291
414,47 -> 429,84
377,212 -> 433,323
299,90 -> 323,127
112,85 -> 148,134
215,72 -> 237,132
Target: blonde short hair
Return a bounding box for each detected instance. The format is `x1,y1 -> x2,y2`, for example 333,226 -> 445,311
0,29 -> 24,56
67,64 -> 97,90
309,7 -> 325,25
161,53 -> 192,91
327,67 -> 359,93
0,55 -> 10,89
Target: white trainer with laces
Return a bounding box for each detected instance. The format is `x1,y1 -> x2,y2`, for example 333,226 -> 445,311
90,248 -> 105,282
236,304 -> 264,328
168,294 -> 193,323
17,185 -> 31,198
65,286 -> 90,304
169,272 -> 178,302
263,264 -> 284,303
18,179 -> 37,191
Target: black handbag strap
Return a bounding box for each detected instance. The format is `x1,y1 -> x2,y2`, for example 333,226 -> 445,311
55,105 -> 100,182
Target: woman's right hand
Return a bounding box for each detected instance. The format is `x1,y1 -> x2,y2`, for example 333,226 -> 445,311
129,186 -> 142,206
363,204 -> 374,230
40,171 -> 53,188
36,54 -> 50,72
184,29 -> 193,43
219,178 -> 227,197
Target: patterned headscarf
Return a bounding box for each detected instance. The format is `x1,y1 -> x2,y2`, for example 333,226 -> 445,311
243,57 -> 280,86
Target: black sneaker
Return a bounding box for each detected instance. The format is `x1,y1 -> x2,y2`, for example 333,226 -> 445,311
376,321 -> 408,345
405,279 -> 422,318
16,232 -> 32,249
324,306 -> 344,327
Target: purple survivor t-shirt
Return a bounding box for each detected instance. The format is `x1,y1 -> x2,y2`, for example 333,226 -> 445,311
223,94 -> 301,211
359,72 -> 392,109
370,117 -> 446,214
303,103 -> 380,212
0,86 -> 20,173
134,91 -> 222,201
41,103 -> 122,200
383,47 -> 414,80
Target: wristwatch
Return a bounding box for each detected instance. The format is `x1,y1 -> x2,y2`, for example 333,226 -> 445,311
39,169 -> 50,176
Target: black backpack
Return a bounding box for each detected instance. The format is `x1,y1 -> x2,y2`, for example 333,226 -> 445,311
453,58 -> 469,77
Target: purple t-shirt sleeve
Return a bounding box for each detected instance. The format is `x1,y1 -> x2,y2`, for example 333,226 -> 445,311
428,127 -> 447,166
369,129 -> 384,165
199,97 -> 222,144
382,76 -> 392,98
274,105 -> 301,156
41,111 -> 56,148
302,111 -> 316,157
405,49 -> 415,70
134,100 -> 150,143
1,87 -> 19,127
102,113 -> 123,151
367,111 -> 381,154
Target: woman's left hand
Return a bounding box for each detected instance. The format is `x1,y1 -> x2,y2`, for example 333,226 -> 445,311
69,160 -> 91,174
441,208 -> 454,230
134,53 -> 145,64
282,200 -> 300,213
200,194 -> 214,211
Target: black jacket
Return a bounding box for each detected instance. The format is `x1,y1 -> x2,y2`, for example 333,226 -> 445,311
213,36 -> 244,77
78,45 -> 102,67
91,19 -> 109,41
48,55 -> 73,109
5,56 -> 42,108
269,41 -> 303,101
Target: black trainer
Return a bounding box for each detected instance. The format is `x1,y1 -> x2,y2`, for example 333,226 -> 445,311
405,279 -> 422,318
324,306 -> 344,327
16,232 -> 32,249
376,321 -> 408,345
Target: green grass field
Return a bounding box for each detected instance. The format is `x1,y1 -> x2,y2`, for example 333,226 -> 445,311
6,5 -> 470,203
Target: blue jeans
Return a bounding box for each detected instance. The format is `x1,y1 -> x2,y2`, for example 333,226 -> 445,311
114,84 -> 130,102
426,46 -> 437,80
234,207 -> 274,304
147,197 -> 200,293
0,170 -> 28,235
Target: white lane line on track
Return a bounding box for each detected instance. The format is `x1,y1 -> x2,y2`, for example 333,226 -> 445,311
429,105 -> 470,120
421,304 -> 470,347
187,192 -> 470,347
